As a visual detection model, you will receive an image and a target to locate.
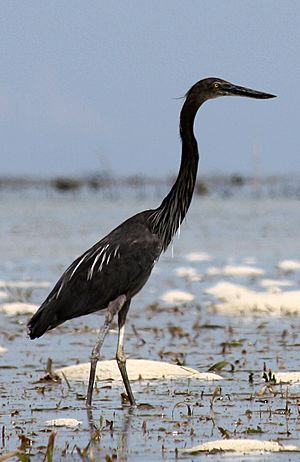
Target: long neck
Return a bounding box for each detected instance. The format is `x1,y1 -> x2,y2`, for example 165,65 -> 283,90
149,98 -> 201,250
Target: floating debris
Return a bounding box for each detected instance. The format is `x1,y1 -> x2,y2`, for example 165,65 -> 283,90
180,439 -> 300,454
45,419 -> 82,428
277,259 -> 300,272
185,252 -> 211,262
206,264 -> 264,277
36,358 -> 61,383
174,267 -> 202,281
55,359 -> 222,382
160,290 -> 194,304
273,371 -> 300,384
208,360 -> 234,372
260,278 -> 294,289
205,282 -> 300,315
0,302 -> 38,316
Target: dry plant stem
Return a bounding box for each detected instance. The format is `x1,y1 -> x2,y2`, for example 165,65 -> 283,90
86,294 -> 126,406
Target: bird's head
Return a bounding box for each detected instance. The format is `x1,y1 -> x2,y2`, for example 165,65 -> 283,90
186,77 -> 276,103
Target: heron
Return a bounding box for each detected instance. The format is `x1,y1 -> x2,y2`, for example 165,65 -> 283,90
27,77 -> 275,406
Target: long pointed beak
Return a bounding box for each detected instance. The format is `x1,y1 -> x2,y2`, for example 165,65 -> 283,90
223,83 -> 276,99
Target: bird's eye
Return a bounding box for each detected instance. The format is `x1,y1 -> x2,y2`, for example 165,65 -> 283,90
213,82 -> 220,89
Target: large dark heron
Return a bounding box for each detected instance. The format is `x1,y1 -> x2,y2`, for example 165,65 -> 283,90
28,78 -> 275,406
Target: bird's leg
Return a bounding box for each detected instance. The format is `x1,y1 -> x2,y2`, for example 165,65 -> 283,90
116,300 -> 136,406
86,294 -> 127,406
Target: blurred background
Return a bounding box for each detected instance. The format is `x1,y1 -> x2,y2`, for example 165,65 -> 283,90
0,0 -> 299,192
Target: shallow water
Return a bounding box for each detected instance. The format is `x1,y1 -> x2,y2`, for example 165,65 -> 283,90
1,193 -> 300,461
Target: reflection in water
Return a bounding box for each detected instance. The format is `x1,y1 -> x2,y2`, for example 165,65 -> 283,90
86,404 -> 134,461
118,407 -> 135,462
86,406 -> 95,434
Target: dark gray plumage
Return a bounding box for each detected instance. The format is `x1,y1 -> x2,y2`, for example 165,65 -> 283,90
28,77 -> 275,406
28,212 -> 161,338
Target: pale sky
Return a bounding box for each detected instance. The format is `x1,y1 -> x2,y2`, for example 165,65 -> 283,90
0,1 -> 299,178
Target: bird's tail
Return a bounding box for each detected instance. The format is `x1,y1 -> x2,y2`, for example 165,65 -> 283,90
27,302 -> 59,339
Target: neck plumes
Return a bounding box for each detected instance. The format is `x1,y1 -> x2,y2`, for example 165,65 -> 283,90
149,97 -> 201,251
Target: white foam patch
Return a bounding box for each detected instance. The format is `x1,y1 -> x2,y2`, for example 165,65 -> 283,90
160,290 -> 194,304
206,265 -> 264,277
0,347 -> 7,354
0,302 -> 38,316
277,260 -> 300,272
205,282 -> 300,315
180,439 -> 299,454
0,280 -> 50,289
206,266 -> 222,276
185,252 -> 211,262
45,419 -> 82,427
174,267 -> 202,281
260,278 -> 294,288
274,372 -> 300,383
55,359 -> 222,382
